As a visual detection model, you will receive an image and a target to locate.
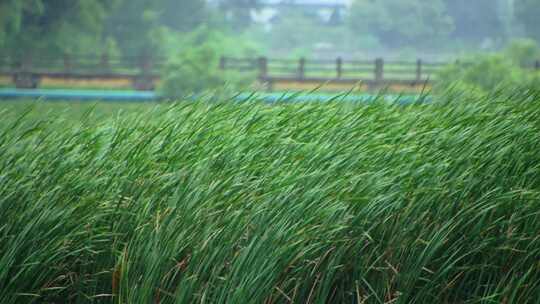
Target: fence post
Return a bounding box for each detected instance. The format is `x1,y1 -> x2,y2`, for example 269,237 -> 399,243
21,54 -> 32,72
416,59 -> 422,83
374,58 -> 384,84
100,53 -> 110,72
141,54 -> 153,73
336,57 -> 342,79
220,56 -> 226,70
535,60 -> 540,70
15,54 -> 39,88
298,58 -> 306,80
258,56 -> 268,80
63,54 -> 72,73
133,54 -> 154,91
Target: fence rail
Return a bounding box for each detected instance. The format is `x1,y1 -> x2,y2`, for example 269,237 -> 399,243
219,57 -> 505,85
1,54 -> 540,90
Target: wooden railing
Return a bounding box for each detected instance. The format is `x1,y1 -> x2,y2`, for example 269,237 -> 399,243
218,56 -> 479,90
2,54 -> 540,90
220,56 -> 452,84
0,54 -> 165,90
0,55 -> 165,75
221,56 -> 540,82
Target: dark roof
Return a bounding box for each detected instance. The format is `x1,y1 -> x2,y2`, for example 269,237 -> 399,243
209,0 -> 350,8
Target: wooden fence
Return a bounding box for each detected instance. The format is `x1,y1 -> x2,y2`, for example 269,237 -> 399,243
2,54 -> 540,91
220,57 -> 450,90
0,54 -> 164,90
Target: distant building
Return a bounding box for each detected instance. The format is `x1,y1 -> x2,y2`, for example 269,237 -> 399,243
208,0 -> 351,9
254,0 -> 351,9
208,0 -> 350,26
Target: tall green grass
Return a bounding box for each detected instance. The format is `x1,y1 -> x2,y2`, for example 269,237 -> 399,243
1,91 -> 540,303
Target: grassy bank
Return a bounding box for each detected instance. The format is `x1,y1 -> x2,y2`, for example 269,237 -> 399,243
1,91 -> 540,303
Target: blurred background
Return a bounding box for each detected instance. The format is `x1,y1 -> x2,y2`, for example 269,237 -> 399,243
1,0 -> 539,95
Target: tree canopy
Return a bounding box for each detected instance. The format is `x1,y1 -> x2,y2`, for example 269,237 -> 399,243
1,0 -> 538,60
515,0 -> 540,43
348,0 -> 520,49
104,0 -> 208,56
443,0 -> 504,42
215,0 -> 261,29
0,0 -> 208,58
0,0 -> 113,57
349,0 -> 453,48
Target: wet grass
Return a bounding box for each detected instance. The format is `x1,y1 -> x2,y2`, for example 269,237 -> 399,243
1,90 -> 540,303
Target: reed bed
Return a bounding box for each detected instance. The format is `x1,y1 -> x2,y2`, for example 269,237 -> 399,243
1,90 -> 540,303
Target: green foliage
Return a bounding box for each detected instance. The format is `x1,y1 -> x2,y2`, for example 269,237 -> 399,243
159,47 -> 225,97
349,0 -> 454,48
436,40 -> 540,92
0,0 -> 210,59
265,9 -> 357,56
436,39 -> 540,91
268,10 -> 322,54
157,26 -> 261,58
159,28 -> 255,97
443,0 -> 505,43
1,92 -> 540,303
347,0 -> 520,50
160,0 -> 207,32
216,0 -> 261,29
504,38 -> 540,67
0,0 -> 113,56
104,0 -> 208,57
515,0 -> 540,43
103,0 -> 162,57
437,55 -> 525,91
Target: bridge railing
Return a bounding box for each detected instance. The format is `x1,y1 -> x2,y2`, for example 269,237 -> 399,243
0,54 -> 167,89
2,54 -> 539,90
220,56 -> 540,90
0,54 -> 167,76
220,56 -> 464,84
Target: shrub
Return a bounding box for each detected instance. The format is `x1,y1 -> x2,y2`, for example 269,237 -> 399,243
436,55 -> 525,92
157,27 -> 257,98
158,44 -> 255,98
436,40 -> 540,92
504,38 -> 540,68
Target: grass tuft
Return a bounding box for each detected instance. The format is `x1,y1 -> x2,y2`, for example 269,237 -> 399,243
1,91 -> 540,303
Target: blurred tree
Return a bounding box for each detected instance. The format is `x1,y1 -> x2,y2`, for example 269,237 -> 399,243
436,54 -> 526,91
349,0 -> 454,48
515,0 -> 540,43
0,0 -> 207,58
444,0 -> 505,43
161,0 -> 207,32
216,0 -> 260,29
159,28 -> 256,97
328,7 -> 344,26
0,0 -> 113,57
504,38 -> 540,67
104,0 -> 161,57
104,0 -> 208,57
